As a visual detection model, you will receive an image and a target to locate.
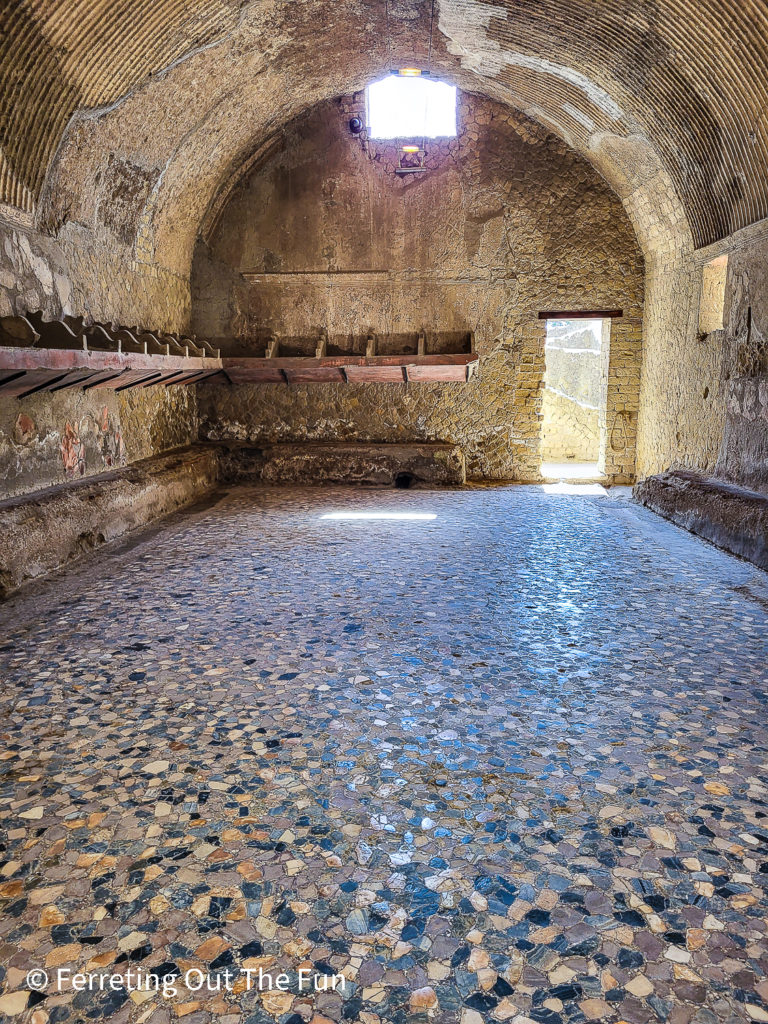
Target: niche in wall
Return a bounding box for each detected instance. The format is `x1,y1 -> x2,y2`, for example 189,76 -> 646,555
699,254 -> 728,334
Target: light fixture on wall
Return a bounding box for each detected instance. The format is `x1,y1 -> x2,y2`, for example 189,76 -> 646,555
397,145 -> 426,175
379,0 -> 441,176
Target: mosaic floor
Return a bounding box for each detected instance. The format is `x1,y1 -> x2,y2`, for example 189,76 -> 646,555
2,485 -> 768,1024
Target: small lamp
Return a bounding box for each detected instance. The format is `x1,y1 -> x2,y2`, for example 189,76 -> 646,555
397,145 -> 426,174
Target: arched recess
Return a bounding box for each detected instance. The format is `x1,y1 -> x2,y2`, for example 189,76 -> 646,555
12,0 -> 768,272
12,0 -> 767,485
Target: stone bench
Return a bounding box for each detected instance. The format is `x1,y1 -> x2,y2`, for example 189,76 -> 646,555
0,445 -> 220,598
0,441 -> 467,598
220,442 -> 466,488
634,470 -> 768,570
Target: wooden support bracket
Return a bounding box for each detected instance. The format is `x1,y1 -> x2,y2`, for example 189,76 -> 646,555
266,335 -> 280,359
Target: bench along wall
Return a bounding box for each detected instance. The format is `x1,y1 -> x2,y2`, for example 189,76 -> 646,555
193,93 -> 644,482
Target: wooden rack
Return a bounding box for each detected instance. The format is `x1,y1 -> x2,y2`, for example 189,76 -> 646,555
0,315 -> 479,396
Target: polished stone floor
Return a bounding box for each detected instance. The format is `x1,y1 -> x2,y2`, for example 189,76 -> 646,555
1,485 -> 768,1024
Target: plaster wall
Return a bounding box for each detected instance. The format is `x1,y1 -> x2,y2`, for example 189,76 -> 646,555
0,214 -> 197,499
714,232 -> 768,493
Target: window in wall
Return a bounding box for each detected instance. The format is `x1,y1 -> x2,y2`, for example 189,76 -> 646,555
366,75 -> 457,139
698,254 -> 728,334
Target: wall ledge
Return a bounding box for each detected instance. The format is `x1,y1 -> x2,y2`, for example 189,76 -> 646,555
0,440 -> 470,598
218,441 -> 466,488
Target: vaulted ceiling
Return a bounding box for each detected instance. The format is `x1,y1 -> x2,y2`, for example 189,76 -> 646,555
1,0 -> 767,264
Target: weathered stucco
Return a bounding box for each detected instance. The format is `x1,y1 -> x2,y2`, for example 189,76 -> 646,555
0,444 -> 220,597
0,209 -> 189,334
0,213 -> 73,320
194,94 -> 644,482
635,256 -> 726,479
0,387 -> 199,500
0,213 -> 198,500
715,235 -> 768,493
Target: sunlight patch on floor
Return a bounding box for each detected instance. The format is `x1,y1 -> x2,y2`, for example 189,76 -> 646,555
541,461 -> 602,482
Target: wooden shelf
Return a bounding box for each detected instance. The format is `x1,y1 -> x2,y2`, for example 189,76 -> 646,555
221,353 -> 479,384
0,348 -> 479,396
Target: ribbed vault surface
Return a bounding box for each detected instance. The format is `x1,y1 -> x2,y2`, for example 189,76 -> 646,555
2,0 -> 767,249
0,0 -> 239,211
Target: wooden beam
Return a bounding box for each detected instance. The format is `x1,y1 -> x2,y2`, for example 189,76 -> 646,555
284,366 -> 346,384
0,346 -> 221,374
81,370 -> 127,391
45,370 -> 101,393
538,309 -> 623,320
0,370 -> 64,396
113,371 -> 164,392
344,365 -> 410,383
0,371 -> 28,393
407,363 -> 471,381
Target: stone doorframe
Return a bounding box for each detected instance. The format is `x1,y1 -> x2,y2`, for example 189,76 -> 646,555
508,317 -> 641,484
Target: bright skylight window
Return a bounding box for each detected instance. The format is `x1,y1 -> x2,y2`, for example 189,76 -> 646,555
366,76 -> 457,139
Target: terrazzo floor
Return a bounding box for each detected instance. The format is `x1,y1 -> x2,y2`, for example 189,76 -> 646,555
2,485 -> 768,1024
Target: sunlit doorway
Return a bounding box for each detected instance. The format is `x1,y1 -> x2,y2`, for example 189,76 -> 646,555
540,318 -> 608,482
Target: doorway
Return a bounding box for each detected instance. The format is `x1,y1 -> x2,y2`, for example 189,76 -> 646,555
540,318 -> 608,481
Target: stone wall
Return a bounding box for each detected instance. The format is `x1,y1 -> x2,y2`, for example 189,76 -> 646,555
0,207 -> 189,333
635,221 -> 768,490
0,388 -> 199,501
0,210 -> 74,319
0,444 -> 220,597
0,211 -> 198,500
541,390 -> 600,463
194,94 -> 644,482
713,230 -> 768,493
635,255 -> 725,478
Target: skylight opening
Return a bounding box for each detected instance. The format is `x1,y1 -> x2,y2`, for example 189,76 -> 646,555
366,76 -> 457,140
